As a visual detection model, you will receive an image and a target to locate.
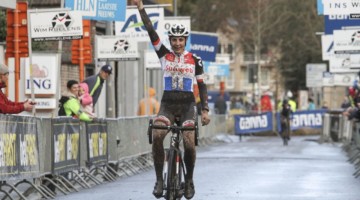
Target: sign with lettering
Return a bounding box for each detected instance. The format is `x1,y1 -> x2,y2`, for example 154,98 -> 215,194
234,112 -> 273,135
24,54 -> 59,95
115,7 -> 165,42
65,0 -> 126,21
29,9 -> 83,41
333,29 -> 360,54
276,110 -> 327,132
325,15 -> 360,34
190,31 -> 218,62
323,0 -> 360,15
95,35 -> 139,61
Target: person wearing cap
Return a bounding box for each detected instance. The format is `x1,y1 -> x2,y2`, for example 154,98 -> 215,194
0,64 -> 34,114
82,64 -> 112,106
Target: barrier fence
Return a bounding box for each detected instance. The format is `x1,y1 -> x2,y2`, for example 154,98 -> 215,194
321,110 -> 360,179
0,114 -> 227,199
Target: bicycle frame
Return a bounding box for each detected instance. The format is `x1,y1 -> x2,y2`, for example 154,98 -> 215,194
147,119 -> 198,200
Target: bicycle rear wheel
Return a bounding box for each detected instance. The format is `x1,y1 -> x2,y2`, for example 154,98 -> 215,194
165,149 -> 183,200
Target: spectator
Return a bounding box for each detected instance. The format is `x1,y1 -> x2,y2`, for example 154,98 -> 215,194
0,64 -> 34,114
137,87 -> 160,116
82,64 -> 112,106
58,80 -> 92,122
214,91 -> 227,114
79,83 -> 95,118
260,92 -> 272,112
341,95 -> 351,110
308,98 -> 316,110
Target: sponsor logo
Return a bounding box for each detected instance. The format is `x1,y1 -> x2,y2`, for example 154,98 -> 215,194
351,31 -> 360,43
114,39 -> 129,53
292,113 -> 322,127
239,115 -> 268,130
165,66 -> 194,74
191,44 -> 215,53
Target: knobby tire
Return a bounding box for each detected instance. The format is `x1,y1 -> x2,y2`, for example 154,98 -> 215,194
166,149 -> 182,200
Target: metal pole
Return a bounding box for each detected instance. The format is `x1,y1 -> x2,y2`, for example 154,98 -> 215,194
257,0 -> 261,114
173,0 -> 177,16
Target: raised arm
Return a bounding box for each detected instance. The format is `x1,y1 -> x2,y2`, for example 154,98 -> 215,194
133,0 -> 160,44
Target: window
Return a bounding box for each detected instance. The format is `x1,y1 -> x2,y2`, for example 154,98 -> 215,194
217,43 -> 235,62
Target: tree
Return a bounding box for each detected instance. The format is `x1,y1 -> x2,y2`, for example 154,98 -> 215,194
178,0 -> 323,91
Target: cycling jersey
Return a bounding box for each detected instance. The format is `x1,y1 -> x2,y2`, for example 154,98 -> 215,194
139,8 -> 209,112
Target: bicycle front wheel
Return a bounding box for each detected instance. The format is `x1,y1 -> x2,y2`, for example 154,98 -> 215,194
165,149 -> 183,200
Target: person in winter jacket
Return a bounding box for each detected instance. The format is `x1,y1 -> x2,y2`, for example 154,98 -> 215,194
137,87 -> 160,116
58,80 -> 92,122
0,64 -> 34,114
82,65 -> 112,106
79,83 -> 95,118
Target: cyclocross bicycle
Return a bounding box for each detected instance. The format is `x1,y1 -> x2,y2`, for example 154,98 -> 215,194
147,117 -> 199,200
281,115 -> 291,146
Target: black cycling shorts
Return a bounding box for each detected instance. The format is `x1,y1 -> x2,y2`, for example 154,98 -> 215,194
157,91 -> 197,125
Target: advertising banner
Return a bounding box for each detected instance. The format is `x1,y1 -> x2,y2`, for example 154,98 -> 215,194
52,118 -> 80,174
65,0 -> 126,21
144,50 -> 161,69
115,7 -> 165,42
86,119 -> 108,166
276,110 -> 327,132
333,29 -> 360,54
203,61 -> 230,77
234,112 -> 273,135
306,63 -> 327,88
329,54 -> 360,72
322,35 -> 333,61
95,35 -> 139,61
0,0 -> 16,9
24,54 -> 59,95
323,0 -> 360,15
325,15 -> 360,34
0,115 -> 39,179
190,31 -> 218,62
29,10 -> 83,41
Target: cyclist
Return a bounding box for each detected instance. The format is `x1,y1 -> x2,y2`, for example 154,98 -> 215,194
280,99 -> 292,142
133,0 -> 211,199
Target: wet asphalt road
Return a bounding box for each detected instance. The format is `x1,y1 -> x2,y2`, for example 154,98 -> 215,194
57,135 -> 360,200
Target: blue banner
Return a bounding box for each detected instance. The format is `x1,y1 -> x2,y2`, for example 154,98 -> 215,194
325,15 -> 360,34
234,112 -> 273,135
276,110 -> 327,132
203,61 -> 230,77
190,32 -> 218,62
65,0 -> 126,21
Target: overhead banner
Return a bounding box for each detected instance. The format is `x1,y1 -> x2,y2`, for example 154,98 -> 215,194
333,29 -> 360,54
234,112 -> 273,135
0,114 -> 40,179
86,119 -> 108,166
95,35 -> 139,61
65,0 -> 126,21
115,7 -> 165,42
325,15 -> 360,34
323,0 -> 360,15
276,110 -> 327,132
29,9 -> 83,41
190,31 -> 218,62
52,118 -> 80,174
